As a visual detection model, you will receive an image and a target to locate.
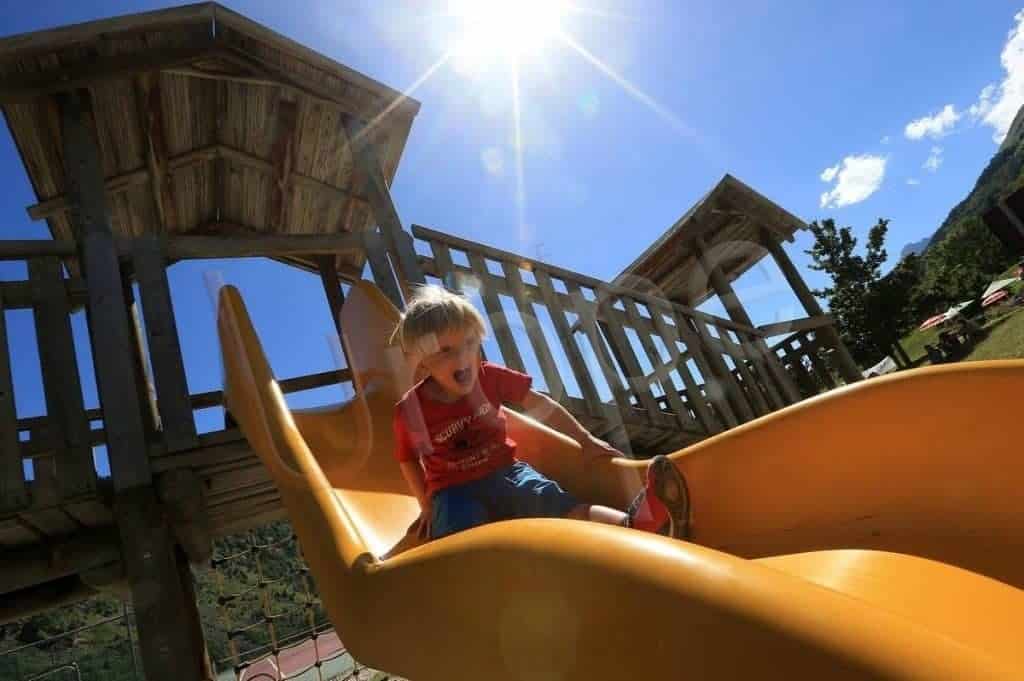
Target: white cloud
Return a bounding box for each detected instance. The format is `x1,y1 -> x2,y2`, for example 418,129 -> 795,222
819,154 -> 888,209
923,146 -> 943,172
906,178 -> 921,186
819,163 -> 840,182
969,83 -> 997,121
904,104 -> 961,140
973,11 -> 1024,143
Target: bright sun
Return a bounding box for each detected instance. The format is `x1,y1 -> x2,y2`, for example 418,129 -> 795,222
449,0 -> 569,67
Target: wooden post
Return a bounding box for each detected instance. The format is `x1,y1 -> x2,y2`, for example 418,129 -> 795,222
467,252 -> 526,372
343,116 -> 425,296
316,254 -> 355,374
362,230 -> 405,310
502,262 -> 567,401
0,293 -> 28,511
533,270 -> 604,420
59,89 -> 207,681
133,235 -> 199,453
763,230 -> 862,384
694,236 -> 801,407
29,257 -> 96,499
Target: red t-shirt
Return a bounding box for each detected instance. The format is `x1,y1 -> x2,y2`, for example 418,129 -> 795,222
392,362 -> 533,497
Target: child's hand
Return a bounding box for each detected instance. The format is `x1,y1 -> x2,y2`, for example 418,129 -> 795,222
415,506 -> 433,540
581,436 -> 622,462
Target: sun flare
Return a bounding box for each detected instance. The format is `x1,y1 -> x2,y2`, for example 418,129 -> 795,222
449,0 -> 569,68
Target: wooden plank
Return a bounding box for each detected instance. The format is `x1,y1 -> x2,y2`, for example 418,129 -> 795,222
501,262 -> 567,401
134,71 -> 179,233
317,255 -> 347,337
29,257 -> 96,500
621,299 -> 701,433
428,242 -> 461,292
467,252 -> 526,372
164,232 -> 363,259
266,97 -> 299,232
0,4 -> 214,59
0,240 -> 78,260
647,308 -> 724,433
60,89 -> 151,491
0,43 -> 219,104
361,229 -> 404,309
134,235 -> 199,452
593,295 -> 662,424
757,315 -> 834,338
692,317 -> 757,419
711,326 -> 771,416
0,294 -> 28,512
533,270 -> 603,419
565,282 -> 632,416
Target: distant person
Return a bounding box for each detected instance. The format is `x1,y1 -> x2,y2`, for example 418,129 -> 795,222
924,343 -> 945,365
390,285 -> 690,541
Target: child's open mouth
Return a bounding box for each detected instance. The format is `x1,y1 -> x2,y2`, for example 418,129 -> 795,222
453,367 -> 472,386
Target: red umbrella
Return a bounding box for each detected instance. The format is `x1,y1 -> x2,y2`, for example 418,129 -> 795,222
983,289 -> 1010,307
918,313 -> 946,330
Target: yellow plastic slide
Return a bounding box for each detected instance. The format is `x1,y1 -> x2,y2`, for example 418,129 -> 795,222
216,280 -> 1024,680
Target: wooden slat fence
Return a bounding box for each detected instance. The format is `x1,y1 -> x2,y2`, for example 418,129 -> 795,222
411,224 -> 803,455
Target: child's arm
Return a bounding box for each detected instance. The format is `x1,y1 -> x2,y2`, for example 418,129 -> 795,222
399,460 -> 430,511
520,390 -> 622,460
398,460 -> 431,539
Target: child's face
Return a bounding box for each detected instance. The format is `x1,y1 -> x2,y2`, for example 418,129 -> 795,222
419,326 -> 482,399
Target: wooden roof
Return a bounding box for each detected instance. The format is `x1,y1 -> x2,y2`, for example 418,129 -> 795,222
613,174 -> 806,306
0,2 -> 420,277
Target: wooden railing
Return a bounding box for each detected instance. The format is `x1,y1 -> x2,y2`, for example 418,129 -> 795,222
0,235 -> 362,521
411,225 -> 803,454
768,326 -> 846,398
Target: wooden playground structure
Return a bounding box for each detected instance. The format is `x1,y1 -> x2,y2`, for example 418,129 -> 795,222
0,5 -> 861,680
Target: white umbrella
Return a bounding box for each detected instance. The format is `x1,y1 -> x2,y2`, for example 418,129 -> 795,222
982,278 -> 1017,300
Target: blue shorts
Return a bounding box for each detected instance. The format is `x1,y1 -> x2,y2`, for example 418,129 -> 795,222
430,462 -> 578,540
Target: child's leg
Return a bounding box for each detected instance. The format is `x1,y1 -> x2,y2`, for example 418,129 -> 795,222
430,482 -> 491,540
567,504 -> 628,525
626,455 -> 691,539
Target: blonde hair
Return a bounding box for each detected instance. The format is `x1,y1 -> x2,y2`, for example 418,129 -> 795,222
391,285 -> 487,356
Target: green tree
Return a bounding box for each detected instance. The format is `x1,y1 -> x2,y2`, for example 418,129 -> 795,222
920,216 -> 1014,305
805,218 -> 921,365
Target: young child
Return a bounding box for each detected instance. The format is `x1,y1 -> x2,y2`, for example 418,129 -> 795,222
391,284 -> 691,541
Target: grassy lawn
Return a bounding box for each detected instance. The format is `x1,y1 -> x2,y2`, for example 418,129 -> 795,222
964,307 -> 1024,361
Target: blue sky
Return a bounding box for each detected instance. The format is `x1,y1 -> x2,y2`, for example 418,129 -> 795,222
3,1 -> 1024,474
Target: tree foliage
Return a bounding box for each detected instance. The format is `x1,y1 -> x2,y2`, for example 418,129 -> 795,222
920,216 -> 1014,305
805,218 -> 921,365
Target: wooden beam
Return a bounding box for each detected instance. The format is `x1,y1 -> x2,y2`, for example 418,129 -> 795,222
362,229 -> 404,310
0,43 -> 219,104
344,116 -> 425,295
0,240 -> 78,259
133,235 -> 199,452
134,72 -> 179,233
757,315 -> 834,339
61,88 -> 208,681
763,230 -> 861,384
27,144 -> 365,222
0,293 -> 28,512
163,231 -> 363,259
566,282 -> 633,422
467,252 -> 526,372
267,96 -> 299,232
29,257 -> 96,500
694,234 -> 798,408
